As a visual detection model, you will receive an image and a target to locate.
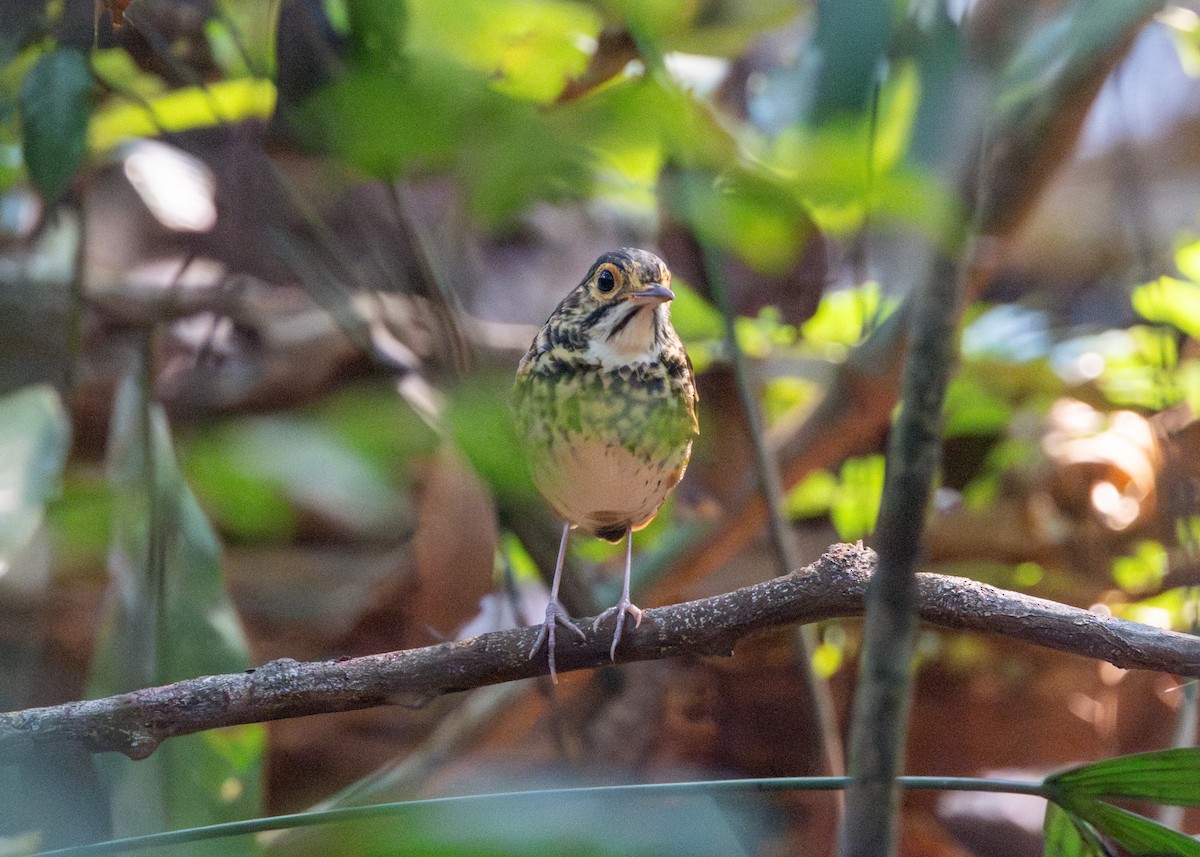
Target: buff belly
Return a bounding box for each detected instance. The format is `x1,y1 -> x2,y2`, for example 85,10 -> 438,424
532,433 -> 691,541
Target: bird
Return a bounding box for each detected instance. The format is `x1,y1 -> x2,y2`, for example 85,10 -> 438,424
512,248 -> 699,681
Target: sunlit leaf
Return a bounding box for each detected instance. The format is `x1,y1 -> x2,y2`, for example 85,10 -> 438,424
208,0 -> 280,77
786,469 -> 837,520
0,385 -> 69,582
19,48 -> 93,201
90,360 -> 262,847
88,78 -> 276,152
800,282 -> 892,352
830,454 -> 885,541
943,373 -> 1012,437
1096,326 -> 1181,410
1176,238 -> 1200,282
600,0 -> 695,42
1048,748 -> 1200,807
1132,276 -> 1200,339
763,376 -> 820,424
764,117 -> 955,239
1111,540 -> 1168,594
1164,13 -> 1200,78
1116,587 -> 1189,633
90,48 -> 168,102
811,639 -> 844,679
408,0 -> 599,102
500,531 -> 540,583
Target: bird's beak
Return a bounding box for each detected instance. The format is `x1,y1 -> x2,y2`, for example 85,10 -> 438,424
625,282 -> 675,306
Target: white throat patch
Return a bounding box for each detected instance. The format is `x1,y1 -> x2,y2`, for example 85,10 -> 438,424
587,304 -> 664,368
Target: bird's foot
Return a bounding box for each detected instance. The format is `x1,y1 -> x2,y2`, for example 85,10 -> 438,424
592,598 -> 644,661
529,598 -> 586,683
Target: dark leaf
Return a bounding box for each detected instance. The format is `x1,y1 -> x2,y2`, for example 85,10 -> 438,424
19,48 -> 93,202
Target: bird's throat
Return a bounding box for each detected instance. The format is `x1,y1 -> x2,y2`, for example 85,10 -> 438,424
603,304 -> 660,361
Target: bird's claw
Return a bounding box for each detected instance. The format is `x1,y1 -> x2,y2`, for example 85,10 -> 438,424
529,599 -> 585,683
592,598 -> 643,661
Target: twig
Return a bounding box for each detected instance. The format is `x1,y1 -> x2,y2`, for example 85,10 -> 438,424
5,543 -> 1200,764
691,232 -> 846,780
838,248 -> 967,857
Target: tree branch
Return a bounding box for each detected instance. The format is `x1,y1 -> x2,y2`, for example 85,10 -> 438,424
3,543 -> 1198,765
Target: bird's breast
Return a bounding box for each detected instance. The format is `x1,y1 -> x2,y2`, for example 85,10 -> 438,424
514,354 -> 697,539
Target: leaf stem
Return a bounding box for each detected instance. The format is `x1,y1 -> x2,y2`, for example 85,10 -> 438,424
32,775 -> 1048,857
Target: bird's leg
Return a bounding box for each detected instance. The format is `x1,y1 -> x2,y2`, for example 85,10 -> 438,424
592,527 -> 643,661
529,521 -> 586,682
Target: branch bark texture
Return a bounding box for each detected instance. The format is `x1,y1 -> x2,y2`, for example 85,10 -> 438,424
3,544 -> 1200,765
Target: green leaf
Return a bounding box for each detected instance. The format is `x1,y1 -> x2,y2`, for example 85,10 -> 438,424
668,279 -> 724,342
799,282 -> 893,352
447,374 -> 539,506
184,415 -> 409,542
786,469 -> 837,520
1132,276 -> 1200,339
19,48 -> 93,201
943,372 -> 1014,437
1064,799 -> 1200,857
346,0 -> 408,69
1176,238 -> 1200,283
299,58 -> 590,221
1112,540 -> 1168,594
660,167 -> 816,275
0,385 -> 69,580
1048,748 -> 1200,807
1042,802 -> 1106,857
89,357 -> 262,846
408,0 -> 599,102
600,0 -> 694,42
830,454 -> 885,541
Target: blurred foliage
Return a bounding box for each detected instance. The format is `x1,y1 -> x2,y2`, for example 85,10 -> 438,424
0,385 -> 69,585
1,0 -> 1198,854
787,453 -> 885,542
262,788 -> 768,857
19,47 -> 91,202
88,360 -> 262,848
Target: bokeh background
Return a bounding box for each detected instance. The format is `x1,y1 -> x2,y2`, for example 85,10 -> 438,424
2,0 -> 1200,855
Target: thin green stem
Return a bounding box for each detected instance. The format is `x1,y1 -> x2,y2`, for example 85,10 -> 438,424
690,224 -> 846,785
33,775 -> 1047,857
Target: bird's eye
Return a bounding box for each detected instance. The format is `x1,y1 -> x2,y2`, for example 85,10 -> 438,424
596,269 -> 616,293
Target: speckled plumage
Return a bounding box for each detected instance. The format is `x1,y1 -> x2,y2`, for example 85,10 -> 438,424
513,249 -> 698,540
513,248 -> 698,678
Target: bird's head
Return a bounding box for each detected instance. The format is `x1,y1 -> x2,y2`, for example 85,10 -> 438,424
558,248 -> 676,363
